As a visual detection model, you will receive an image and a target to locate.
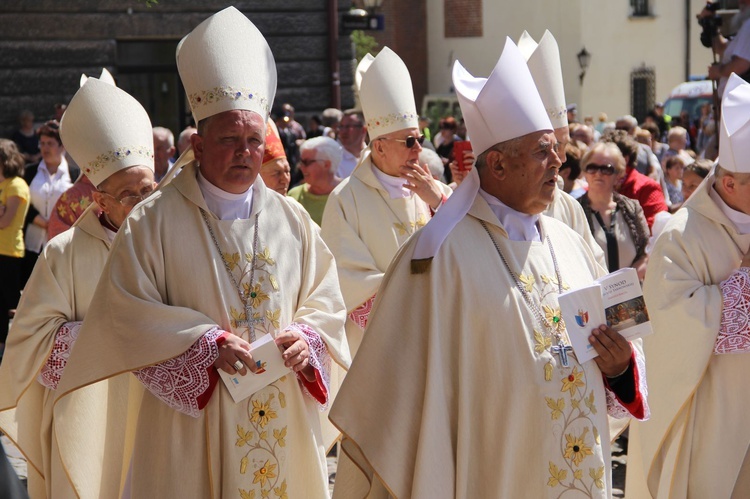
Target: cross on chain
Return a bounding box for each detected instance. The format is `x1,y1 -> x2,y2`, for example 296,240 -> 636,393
551,343 -> 574,367
236,304 -> 264,341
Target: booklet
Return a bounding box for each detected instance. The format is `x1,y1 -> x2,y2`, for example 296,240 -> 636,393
218,333 -> 292,403
557,267 -> 653,363
557,283 -> 607,364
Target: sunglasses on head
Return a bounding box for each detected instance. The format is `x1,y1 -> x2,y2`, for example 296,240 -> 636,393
380,135 -> 425,149
585,163 -> 616,175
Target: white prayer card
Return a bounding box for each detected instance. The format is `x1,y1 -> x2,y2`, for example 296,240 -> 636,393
596,267 -> 653,342
557,283 -> 607,364
218,333 -> 292,403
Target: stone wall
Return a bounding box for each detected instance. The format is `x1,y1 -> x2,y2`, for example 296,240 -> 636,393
0,0 -> 355,137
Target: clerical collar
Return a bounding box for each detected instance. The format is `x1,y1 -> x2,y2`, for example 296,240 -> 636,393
478,189 -> 541,242
197,171 -> 254,220
371,163 -> 412,199
710,181 -> 750,235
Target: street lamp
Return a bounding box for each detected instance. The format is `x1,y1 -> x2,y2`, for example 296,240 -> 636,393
577,47 -> 591,85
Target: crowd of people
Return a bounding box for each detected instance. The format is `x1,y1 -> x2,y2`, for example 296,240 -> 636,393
0,4 -> 749,499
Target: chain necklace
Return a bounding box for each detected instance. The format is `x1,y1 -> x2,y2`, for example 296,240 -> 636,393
377,189 -> 426,236
480,221 -> 574,367
201,208 -> 262,342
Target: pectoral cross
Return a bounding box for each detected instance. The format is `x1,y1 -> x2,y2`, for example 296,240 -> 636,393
236,304 -> 264,342
551,343 -> 574,367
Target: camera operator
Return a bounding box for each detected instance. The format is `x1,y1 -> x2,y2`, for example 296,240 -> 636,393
701,0 -> 750,98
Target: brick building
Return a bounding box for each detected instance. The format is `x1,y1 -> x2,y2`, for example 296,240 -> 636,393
0,0 -> 357,138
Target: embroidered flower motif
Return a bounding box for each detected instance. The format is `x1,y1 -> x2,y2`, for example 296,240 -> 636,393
224,252 -> 241,271
251,397 -> 278,428
564,428 -> 594,466
574,469 -> 583,480
240,456 -> 249,474
584,391 -> 597,414
589,465 -> 605,489
561,366 -> 585,395
86,145 -> 153,176
188,86 -> 269,116
257,247 -> 276,266
273,481 -> 288,499
547,461 -> 568,487
260,488 -> 270,498
545,397 -> 565,420
533,329 -> 552,354
519,274 -> 535,293
265,309 -> 280,329
236,425 -> 254,447
239,489 -> 255,499
543,304 -> 565,331
273,427 -> 287,447
252,460 -> 277,487
366,111 -> 417,130
244,283 -> 269,308
544,361 -> 553,381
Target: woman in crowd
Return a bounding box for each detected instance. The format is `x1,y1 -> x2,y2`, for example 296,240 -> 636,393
664,155 -> 686,211
578,142 -> 650,280
434,116 -> 463,183
21,121 -> 78,285
0,140 -> 30,358
681,158 -> 712,201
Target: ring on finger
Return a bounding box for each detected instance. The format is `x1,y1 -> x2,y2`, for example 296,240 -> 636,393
233,360 -> 244,371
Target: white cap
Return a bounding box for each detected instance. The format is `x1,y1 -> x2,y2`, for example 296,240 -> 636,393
453,37 -> 552,156
60,70 -> 154,187
176,6 -> 277,124
517,30 -> 538,59
411,39 -> 552,269
359,47 -> 419,139
519,30 -> 568,129
718,73 -> 750,173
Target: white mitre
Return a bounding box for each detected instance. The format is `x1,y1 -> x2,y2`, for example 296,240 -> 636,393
176,6 -> 277,123
718,73 -> 750,173
519,30 -> 568,129
411,37 -> 551,270
60,69 -> 154,187
358,47 -> 419,139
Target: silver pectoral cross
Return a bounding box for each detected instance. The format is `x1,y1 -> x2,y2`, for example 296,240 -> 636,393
551,343 -> 574,367
236,305 -> 264,341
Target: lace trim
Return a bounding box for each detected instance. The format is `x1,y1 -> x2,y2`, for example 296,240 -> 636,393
716,268 -> 750,354
286,322 -> 331,410
37,321 -> 83,390
133,327 -> 223,418
348,295 -> 376,330
605,348 -> 650,420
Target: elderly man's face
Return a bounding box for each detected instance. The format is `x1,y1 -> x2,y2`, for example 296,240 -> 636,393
554,127 -> 570,162
93,165 -> 156,228
338,115 -> 366,150
491,131 -> 562,215
260,158 -> 291,195
371,127 -> 423,176
192,110 -> 265,194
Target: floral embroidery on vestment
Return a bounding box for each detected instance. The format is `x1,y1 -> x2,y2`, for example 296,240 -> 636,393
38,321 -> 82,390
715,267 -> 750,354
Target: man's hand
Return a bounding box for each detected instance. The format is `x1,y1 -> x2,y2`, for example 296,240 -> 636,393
589,325 -> 632,377
214,333 -> 255,376
275,328 -> 315,382
708,63 -> 722,80
401,161 -> 443,210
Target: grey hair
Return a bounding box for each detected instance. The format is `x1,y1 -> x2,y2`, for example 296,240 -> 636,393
418,148 -> 445,180
300,136 -> 343,169
475,137 -> 522,170
616,115 -> 638,129
152,126 -> 175,147
715,164 -> 750,184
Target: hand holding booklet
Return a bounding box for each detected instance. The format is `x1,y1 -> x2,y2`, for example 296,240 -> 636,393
218,333 -> 292,403
557,267 -> 653,364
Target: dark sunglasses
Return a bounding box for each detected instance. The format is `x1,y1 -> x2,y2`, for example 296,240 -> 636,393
585,163 -> 616,176
380,135 -> 425,149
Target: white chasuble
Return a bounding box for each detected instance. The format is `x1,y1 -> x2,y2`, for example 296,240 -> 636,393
0,205 -> 133,499
627,173 -> 750,499
330,195 -> 644,498
320,150 -> 452,354
55,161 -> 350,498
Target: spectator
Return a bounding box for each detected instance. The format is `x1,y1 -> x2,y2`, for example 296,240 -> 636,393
640,122 -> 669,162
419,148 -> 445,182
664,155 -> 687,211
176,126 -> 196,156
336,109 -> 367,178
0,140 -> 30,357
559,142 -> 584,197
570,123 -> 594,148
53,103 -> 66,122
11,110 -> 41,164
681,158 -> 712,201
578,141 -> 649,279
306,115 -> 325,138
603,129 -> 669,230
22,121 -> 78,286
615,115 -> 662,178
434,116 -> 463,183
321,107 -> 342,138
704,0 -> 750,98
152,127 -> 175,182
566,102 -> 577,123
288,136 -> 343,225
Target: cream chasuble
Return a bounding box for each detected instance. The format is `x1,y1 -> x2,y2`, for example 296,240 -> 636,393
54,161 -> 350,498
330,195 -> 641,498
0,204 -> 132,499
627,173 -> 750,498
544,186 -> 607,269
320,149 -> 452,354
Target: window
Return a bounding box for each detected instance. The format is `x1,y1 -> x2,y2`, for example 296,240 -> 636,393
631,67 -> 656,123
630,0 -> 650,17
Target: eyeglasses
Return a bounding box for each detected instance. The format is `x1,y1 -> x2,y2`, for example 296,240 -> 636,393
99,187 -> 155,207
338,124 -> 363,130
299,158 -> 323,167
585,163 -> 616,176
379,135 -> 425,149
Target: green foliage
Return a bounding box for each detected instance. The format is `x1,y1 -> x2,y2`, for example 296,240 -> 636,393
136,0 -> 159,6
351,30 -> 379,63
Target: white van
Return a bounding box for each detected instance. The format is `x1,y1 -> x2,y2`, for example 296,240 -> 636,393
663,80 -> 714,122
